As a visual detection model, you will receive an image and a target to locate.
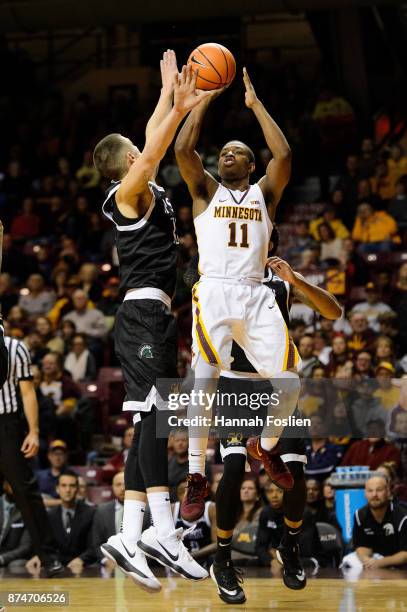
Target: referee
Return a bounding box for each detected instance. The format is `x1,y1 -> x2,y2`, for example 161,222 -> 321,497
0,333 -> 63,576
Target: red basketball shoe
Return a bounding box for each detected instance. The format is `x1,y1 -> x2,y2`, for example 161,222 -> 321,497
180,473 -> 209,521
246,438 -> 294,490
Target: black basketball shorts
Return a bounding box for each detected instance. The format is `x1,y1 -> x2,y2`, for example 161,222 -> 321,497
114,299 -> 177,415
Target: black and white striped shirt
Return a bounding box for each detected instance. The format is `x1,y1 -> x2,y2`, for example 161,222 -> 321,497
0,337 -> 33,415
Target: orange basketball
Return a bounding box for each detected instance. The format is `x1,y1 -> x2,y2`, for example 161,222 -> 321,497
188,43 -> 236,90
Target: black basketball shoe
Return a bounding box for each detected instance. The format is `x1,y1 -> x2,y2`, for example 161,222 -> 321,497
276,543 -> 307,590
210,560 -> 246,604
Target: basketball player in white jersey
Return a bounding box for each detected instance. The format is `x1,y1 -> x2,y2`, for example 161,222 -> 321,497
175,68 -> 301,522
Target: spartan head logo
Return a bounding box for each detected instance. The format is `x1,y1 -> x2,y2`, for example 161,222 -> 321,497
383,523 -> 395,536
138,344 -> 154,359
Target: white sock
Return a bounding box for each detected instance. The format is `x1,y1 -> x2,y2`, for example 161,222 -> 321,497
148,491 -> 175,538
121,499 -> 146,549
188,445 -> 207,475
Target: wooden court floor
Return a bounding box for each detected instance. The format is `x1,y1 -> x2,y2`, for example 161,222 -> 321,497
1,568 -> 407,611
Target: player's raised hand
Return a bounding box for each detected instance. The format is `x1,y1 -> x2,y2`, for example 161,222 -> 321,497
160,49 -> 178,95
266,256 -> 296,285
173,65 -> 211,114
243,67 -> 259,108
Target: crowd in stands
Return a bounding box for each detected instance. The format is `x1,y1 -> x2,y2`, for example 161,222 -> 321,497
1,45 -> 407,575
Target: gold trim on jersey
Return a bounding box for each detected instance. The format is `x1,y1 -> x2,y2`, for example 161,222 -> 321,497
192,283 -> 221,366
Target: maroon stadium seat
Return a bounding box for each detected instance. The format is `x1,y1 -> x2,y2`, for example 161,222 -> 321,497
87,486 -> 113,505
72,465 -> 103,485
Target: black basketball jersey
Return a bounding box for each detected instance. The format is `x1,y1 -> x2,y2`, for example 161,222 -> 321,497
173,501 -> 212,552
230,270 -> 290,373
102,181 -> 178,298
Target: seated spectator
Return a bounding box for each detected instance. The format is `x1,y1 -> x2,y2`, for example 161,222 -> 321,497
387,144 -> 407,183
346,312 -> 376,355
78,263 -> 103,303
76,150 -> 100,190
310,205 -> 350,242
48,471 -> 96,573
326,334 -> 349,376
371,160 -> 396,201
7,305 -> 29,337
318,222 -> 343,262
298,335 -> 320,378
373,363 -> 400,412
353,283 -> 395,333
40,352 -> 82,448
0,481 -> 32,569
305,415 -> 344,481
353,351 -> 374,381
172,480 -> 215,557
341,431 -> 401,471
285,220 -> 316,265
36,439 -> 69,506
232,479 -> 263,561
47,275 -> 81,331
305,479 -> 340,527
312,331 -> 332,366
93,471 -> 125,567
35,316 -> 64,354
298,370 -> 331,418
76,476 -> 93,506
348,380 -> 388,436
388,410 -> 407,483
64,333 -> 97,382
102,426 -> 134,478
60,319 -> 77,355
10,197 -> 40,240
359,138 -> 376,178
63,290 -> 107,359
32,365 -> 57,467
342,475 -> 407,572
351,202 -> 399,254
322,479 -> 335,512
334,154 -> 361,206
19,274 -> 56,318
374,336 -> 400,373
25,331 -> 49,366
97,277 -> 121,318
388,175 -> 407,228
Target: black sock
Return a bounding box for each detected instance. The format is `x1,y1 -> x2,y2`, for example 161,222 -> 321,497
281,521 -> 302,548
215,534 -> 233,563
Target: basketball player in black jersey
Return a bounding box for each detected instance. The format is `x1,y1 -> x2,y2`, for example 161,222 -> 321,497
93,53 -> 212,590
185,226 -> 341,603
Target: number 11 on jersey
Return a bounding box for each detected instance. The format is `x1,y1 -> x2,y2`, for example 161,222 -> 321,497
228,222 -> 249,248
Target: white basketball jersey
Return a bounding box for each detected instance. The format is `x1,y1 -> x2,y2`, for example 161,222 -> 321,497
194,182 -> 272,282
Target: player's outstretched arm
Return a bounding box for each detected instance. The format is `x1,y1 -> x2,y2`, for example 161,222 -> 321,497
145,49 -> 178,142
243,67 -> 291,217
118,66 -> 211,205
174,89 -> 221,205
267,256 -> 342,320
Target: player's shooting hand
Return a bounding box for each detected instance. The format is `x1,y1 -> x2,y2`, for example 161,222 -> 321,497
21,430 -> 39,458
243,67 -> 259,108
266,256 -> 296,284
173,65 -> 212,115
160,49 -> 178,95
